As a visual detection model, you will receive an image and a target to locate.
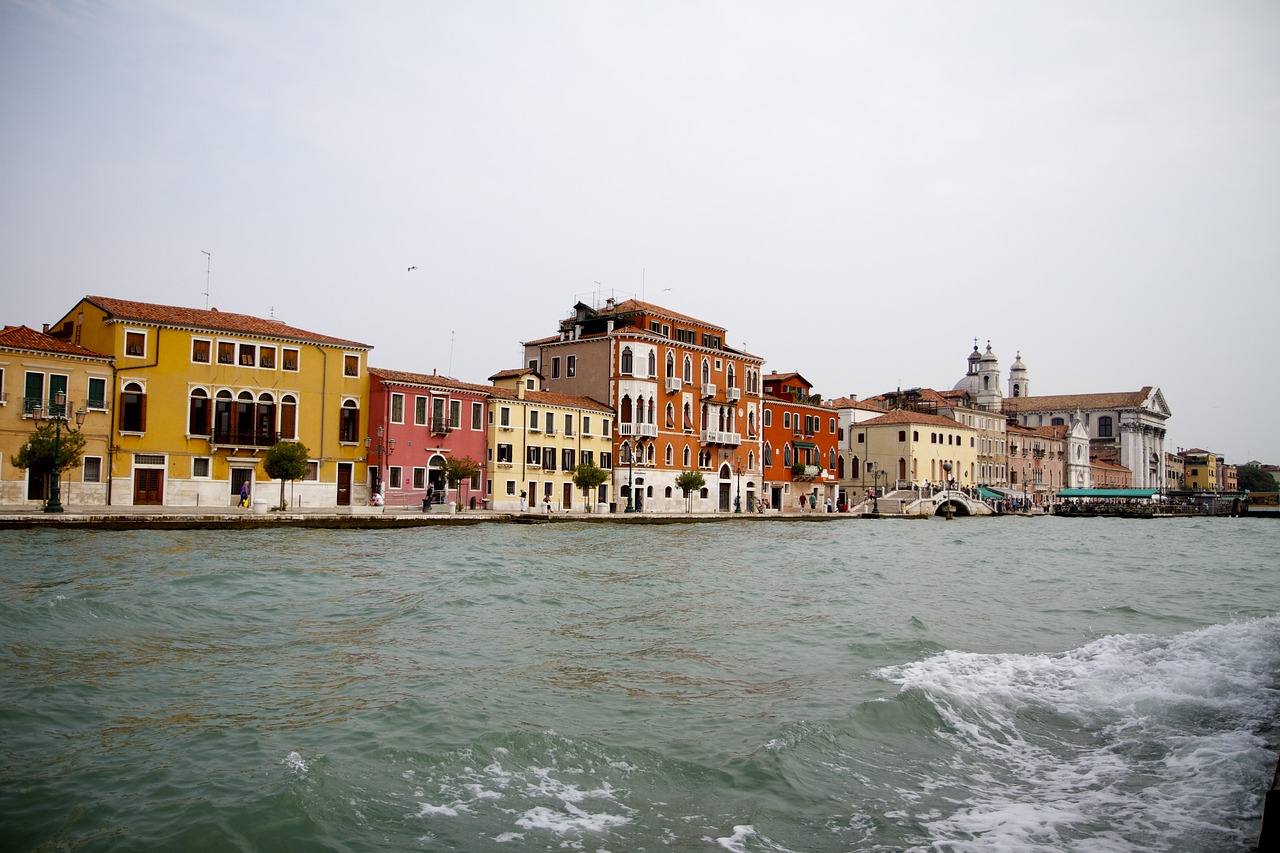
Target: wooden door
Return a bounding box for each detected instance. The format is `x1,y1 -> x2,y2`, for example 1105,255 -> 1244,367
133,469 -> 163,505
562,482 -> 572,510
336,463 -> 352,506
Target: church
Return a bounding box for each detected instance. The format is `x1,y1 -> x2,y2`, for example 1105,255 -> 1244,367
953,342 -> 1171,490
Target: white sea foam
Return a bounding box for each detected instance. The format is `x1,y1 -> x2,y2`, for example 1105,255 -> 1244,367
515,802 -> 630,834
282,751 -> 307,774
876,616 -> 1280,851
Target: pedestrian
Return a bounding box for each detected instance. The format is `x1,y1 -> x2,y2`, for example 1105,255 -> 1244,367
544,495 -> 552,514
519,490 -> 527,512
809,493 -> 817,511
825,497 -> 833,513
239,481 -> 250,508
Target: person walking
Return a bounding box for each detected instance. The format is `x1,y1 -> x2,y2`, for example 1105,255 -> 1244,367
239,481 -> 251,508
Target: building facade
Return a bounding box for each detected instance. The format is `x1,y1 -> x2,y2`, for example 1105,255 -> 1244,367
47,296 -> 372,507
484,368 -> 614,512
846,408 -> 979,497
760,372 -> 840,511
0,325 -> 115,507
524,298 -> 764,513
368,368 -> 491,509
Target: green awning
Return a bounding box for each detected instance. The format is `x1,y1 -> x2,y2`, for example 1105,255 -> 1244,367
1057,488 -> 1160,498
792,441 -> 817,450
977,486 -> 1004,500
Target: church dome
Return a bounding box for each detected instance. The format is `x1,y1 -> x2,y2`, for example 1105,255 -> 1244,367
1011,351 -> 1027,371
979,343 -> 999,364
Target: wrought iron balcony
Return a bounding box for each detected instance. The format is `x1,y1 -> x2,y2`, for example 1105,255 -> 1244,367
212,426 -> 278,447
700,429 -> 741,446
619,422 -> 658,438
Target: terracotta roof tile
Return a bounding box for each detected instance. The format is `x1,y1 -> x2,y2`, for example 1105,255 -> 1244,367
860,409 -> 977,429
485,386 -> 613,412
1004,388 -> 1153,412
0,325 -> 112,360
369,368 -> 492,395
84,295 -> 371,349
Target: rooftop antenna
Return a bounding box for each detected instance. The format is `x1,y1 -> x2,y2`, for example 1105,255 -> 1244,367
201,250 -> 211,309
594,281 -> 602,309
447,330 -> 455,378
641,267 -> 645,303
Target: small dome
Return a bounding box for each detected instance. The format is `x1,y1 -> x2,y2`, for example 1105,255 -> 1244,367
979,343 -> 998,364
1011,351 -> 1027,372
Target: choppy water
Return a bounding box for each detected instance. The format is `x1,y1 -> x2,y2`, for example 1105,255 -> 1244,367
1,517 -> 1277,852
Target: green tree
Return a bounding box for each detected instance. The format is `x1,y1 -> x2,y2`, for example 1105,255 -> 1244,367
674,469 -> 706,513
263,440 -> 311,510
572,462 -> 609,512
11,423 -> 87,502
443,455 -> 481,509
1237,464 -> 1278,493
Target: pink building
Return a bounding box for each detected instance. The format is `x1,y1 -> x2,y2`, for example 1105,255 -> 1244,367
368,368 -> 490,508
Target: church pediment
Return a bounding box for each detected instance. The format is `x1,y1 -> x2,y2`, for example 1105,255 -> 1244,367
1142,386 -> 1172,419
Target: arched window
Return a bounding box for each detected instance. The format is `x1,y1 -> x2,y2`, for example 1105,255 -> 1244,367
748,410 -> 756,436
646,443 -> 655,464
620,395 -> 633,425
339,399 -> 359,443
647,350 -> 656,378
214,390 -> 233,441
257,392 -> 277,444
764,409 -> 772,427
764,442 -> 772,466
783,445 -> 792,467
188,388 -> 210,436
665,443 -> 673,465
620,347 -> 633,374
683,355 -> 692,383
701,358 -> 710,386
683,446 -> 691,467
665,402 -> 675,428
748,451 -> 754,469
700,403 -> 708,431
683,402 -> 692,431
120,381 -> 147,432
727,363 -> 736,388
666,352 -> 675,378
830,449 -> 837,469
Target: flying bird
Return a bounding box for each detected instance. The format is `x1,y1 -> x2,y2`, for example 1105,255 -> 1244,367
408,266 -> 418,271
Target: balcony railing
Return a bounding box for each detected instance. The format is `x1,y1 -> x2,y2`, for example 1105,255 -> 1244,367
430,417 -> 452,435
212,427 -> 278,447
666,377 -> 682,393
726,387 -> 741,402
619,422 -> 658,438
700,429 -> 741,446
701,383 -> 716,399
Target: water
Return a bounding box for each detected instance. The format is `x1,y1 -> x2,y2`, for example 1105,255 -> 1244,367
1,517 -> 1277,852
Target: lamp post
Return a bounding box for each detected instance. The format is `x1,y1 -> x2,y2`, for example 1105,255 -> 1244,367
36,390 -> 87,513
733,454 -> 743,513
942,461 -> 953,495
868,461 -> 878,513
365,426 -> 395,499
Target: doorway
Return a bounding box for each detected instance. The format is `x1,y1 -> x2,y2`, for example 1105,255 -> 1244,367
337,462 -> 352,506
133,468 -> 163,505
230,468 -> 254,506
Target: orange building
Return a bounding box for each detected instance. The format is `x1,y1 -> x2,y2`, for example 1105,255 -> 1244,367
761,372 -> 840,511
524,298 -> 763,512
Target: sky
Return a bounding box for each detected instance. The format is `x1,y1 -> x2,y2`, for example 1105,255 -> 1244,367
3,0 -> 1278,464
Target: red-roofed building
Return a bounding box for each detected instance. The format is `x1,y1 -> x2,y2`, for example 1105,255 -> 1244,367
760,372 -> 840,511
45,296 -> 373,507
1,325 -> 114,507
523,298 -> 763,512
368,368 -> 492,509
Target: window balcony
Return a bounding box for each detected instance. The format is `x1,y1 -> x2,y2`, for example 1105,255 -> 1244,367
700,429 -> 741,446
618,422 -> 658,438
726,387 -> 741,402
701,383 -> 716,399
430,417 -> 452,435
666,377 -> 682,393
212,427 -> 278,448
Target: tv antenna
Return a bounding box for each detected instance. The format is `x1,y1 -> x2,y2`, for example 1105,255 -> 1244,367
201,251 -> 211,309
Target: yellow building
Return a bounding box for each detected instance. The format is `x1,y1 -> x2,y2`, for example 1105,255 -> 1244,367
847,409 -> 979,495
1,325 -> 114,507
46,296 -> 372,507
1182,449 -> 1219,492
486,368 -> 614,512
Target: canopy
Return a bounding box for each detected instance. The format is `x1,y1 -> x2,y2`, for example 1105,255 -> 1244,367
792,441 -> 817,450
977,486 -> 1005,500
1057,488 -> 1160,499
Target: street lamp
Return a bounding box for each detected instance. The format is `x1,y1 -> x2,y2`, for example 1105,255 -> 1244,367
733,454 -> 743,513
35,390 -> 87,513
868,461 -> 878,513
365,426 -> 395,499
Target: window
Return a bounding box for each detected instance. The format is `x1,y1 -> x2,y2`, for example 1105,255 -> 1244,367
683,356 -> 692,383
764,443 -> 772,466
562,448 -> 575,471
472,402 -> 483,430
582,416 -> 592,435
497,444 -> 513,463
913,431 -> 919,441
701,359 -> 710,385
621,347 -> 633,374
238,343 -> 256,366
189,389 -> 210,435
87,377 -> 107,410
390,393 -> 405,424
282,348 -> 299,371
783,412 -> 791,430
764,410 -> 772,427
413,468 -> 426,489
83,456 -> 102,483
191,457 -> 210,478
857,432 -> 864,443
388,467 -> 402,489
450,400 -> 461,428
217,341 -> 235,364
506,480 -> 517,496
280,395 -> 297,440
647,350 -> 656,378
192,339 -> 211,363
125,331 -> 146,357
830,418 -> 836,434
119,382 -> 146,432
551,356 -> 561,379
339,400 -> 359,442
500,407 -> 511,427
666,352 -> 675,378
563,414 -> 573,436
344,354 -> 360,377
304,461 -> 319,481
415,397 -> 428,426
1097,416 -> 1113,438
602,419 -> 610,437
581,450 -> 593,467
600,452 -> 612,469
259,346 -> 276,369
543,447 -> 556,470
527,446 -> 542,465
529,410 -> 540,431
567,355 -> 576,377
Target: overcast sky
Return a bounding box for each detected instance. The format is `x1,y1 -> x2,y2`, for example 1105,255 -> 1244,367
3,1 -> 1278,463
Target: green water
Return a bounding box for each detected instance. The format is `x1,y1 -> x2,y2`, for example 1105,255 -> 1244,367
2,518 -> 1277,851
